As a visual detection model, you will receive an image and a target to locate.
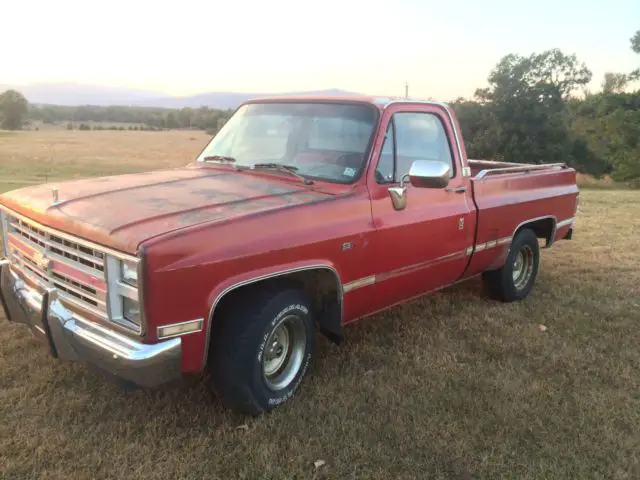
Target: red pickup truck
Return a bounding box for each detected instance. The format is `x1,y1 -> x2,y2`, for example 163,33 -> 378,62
0,96 -> 578,415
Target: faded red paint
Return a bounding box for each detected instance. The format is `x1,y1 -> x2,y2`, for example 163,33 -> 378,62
0,97 -> 579,374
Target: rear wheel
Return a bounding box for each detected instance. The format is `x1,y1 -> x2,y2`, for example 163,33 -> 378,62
483,228 -> 540,302
209,285 -> 316,415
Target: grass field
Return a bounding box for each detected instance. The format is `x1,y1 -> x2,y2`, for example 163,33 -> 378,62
1,131 -> 640,479
0,129 -> 210,188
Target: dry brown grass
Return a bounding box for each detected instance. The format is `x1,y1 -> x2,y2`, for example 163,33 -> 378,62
1,131 -> 640,479
0,129 -> 210,189
575,173 -> 622,189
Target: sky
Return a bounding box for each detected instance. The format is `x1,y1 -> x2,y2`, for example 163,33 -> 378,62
1,0 -> 639,100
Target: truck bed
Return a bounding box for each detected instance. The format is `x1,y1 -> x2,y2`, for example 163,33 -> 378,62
463,159 -> 579,277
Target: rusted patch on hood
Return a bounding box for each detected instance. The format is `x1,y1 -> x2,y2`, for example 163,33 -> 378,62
0,165 -> 333,254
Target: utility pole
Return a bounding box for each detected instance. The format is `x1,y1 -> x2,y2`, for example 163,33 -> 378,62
404,81 -> 409,99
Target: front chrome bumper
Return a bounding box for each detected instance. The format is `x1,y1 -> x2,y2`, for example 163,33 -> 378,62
0,259 -> 182,388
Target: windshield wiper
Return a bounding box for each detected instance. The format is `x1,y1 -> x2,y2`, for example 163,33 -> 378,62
203,155 -> 237,163
251,163 -> 314,185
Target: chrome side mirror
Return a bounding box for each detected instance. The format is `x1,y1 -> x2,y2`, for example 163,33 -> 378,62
408,160 -> 451,189
387,160 -> 450,211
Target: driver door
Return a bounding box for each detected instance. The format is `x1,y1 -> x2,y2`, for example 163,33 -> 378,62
367,104 -> 474,311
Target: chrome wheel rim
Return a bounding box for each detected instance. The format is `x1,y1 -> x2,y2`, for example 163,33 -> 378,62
512,245 -> 534,290
262,314 -> 306,391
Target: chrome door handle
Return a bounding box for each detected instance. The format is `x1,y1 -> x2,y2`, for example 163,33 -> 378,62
446,185 -> 467,193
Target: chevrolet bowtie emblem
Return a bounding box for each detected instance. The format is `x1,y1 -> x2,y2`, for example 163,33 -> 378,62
32,251 -> 51,270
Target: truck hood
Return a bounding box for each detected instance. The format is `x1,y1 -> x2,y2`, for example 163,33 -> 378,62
0,165 -> 334,254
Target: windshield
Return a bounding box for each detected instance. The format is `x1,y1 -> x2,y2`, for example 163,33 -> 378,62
196,102 -> 378,183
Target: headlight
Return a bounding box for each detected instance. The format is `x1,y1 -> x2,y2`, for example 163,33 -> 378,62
122,297 -> 141,324
105,254 -> 143,333
121,260 -> 138,287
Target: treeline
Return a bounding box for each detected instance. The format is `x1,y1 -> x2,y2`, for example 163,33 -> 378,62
70,123 -> 162,131
27,104 -> 233,132
449,30 -> 640,186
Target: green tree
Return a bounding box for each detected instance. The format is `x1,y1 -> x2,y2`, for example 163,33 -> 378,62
0,89 -> 29,130
465,49 -> 606,175
630,30 -> 640,80
601,72 -> 629,94
568,90 -> 640,185
165,112 -> 180,129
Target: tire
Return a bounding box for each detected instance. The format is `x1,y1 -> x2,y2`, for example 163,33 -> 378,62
482,227 -> 540,302
209,284 -> 316,415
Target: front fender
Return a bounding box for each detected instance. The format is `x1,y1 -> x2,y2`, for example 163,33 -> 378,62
200,259 -> 343,370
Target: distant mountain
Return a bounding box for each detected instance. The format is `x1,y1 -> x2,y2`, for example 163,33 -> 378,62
3,83 -> 363,110
9,83 -> 168,107
140,88 -> 364,110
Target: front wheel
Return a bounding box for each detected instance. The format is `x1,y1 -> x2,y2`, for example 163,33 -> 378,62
482,228 -> 540,302
209,286 -> 316,415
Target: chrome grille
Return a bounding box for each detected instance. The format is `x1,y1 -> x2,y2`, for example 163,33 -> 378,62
10,217 -> 105,274
6,214 -> 108,319
50,234 -> 105,272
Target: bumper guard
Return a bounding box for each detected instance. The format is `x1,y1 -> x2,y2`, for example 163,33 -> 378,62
0,258 -> 182,388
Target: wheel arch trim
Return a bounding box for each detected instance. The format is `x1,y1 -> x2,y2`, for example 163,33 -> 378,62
512,215 -> 558,248
201,263 -> 344,369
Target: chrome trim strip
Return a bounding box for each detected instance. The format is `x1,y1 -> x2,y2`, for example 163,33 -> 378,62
556,217 -> 575,229
343,275 -> 376,293
0,205 -> 139,263
56,290 -> 108,320
0,259 -> 12,321
157,318 -> 204,340
473,163 -> 568,181
467,236 -> 512,255
202,264 -> 343,369
344,249 -> 471,293
136,248 -> 148,336
0,210 -> 8,257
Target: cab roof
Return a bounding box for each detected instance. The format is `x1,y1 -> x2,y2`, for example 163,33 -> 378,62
242,94 -> 444,110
